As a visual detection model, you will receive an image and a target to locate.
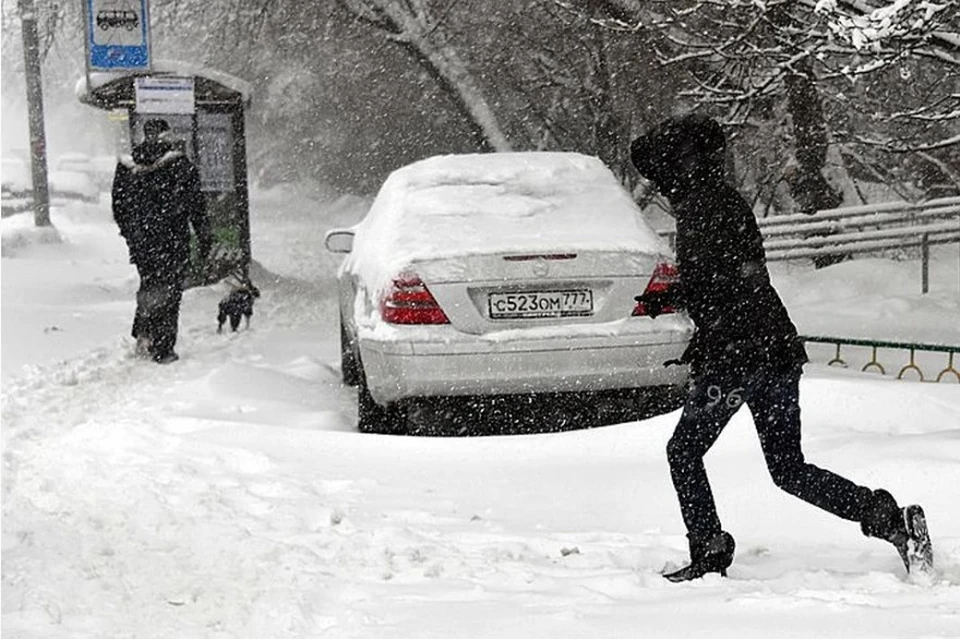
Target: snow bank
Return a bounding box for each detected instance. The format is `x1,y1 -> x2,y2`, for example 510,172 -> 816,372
251,183 -> 370,283
772,250 -> 960,346
0,213 -> 63,257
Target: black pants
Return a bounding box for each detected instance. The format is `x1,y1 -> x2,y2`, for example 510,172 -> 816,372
667,364 -> 873,540
133,264 -> 184,358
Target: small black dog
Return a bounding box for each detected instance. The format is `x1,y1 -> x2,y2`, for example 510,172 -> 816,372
218,278 -> 261,333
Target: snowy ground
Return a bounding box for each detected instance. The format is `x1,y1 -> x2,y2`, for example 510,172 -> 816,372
2,189 -> 959,638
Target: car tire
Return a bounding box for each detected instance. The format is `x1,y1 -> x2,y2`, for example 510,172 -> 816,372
357,368 -> 407,435
340,317 -> 361,387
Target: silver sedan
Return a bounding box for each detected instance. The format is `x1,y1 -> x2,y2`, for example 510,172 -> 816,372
325,152 -> 693,434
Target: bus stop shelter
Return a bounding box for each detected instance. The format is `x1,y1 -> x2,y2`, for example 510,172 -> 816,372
76,60 -> 253,286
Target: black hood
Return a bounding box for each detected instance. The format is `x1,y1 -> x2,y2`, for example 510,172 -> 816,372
630,114 -> 726,202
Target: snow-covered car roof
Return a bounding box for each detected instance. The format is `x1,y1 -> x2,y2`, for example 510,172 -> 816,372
49,170 -> 98,199
55,153 -> 95,171
351,152 -> 670,291
1,158 -> 32,193
57,152 -> 93,162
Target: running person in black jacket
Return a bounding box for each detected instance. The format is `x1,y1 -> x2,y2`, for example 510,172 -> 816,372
631,114 -> 931,582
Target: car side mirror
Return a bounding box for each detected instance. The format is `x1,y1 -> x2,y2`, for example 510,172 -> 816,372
324,229 -> 354,254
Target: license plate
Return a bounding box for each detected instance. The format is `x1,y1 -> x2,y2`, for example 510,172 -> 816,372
488,289 -> 593,319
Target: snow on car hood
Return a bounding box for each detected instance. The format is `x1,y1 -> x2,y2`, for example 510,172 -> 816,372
350,152 -> 670,293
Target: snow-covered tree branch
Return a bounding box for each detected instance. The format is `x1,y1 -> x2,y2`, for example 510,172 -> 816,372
339,0 -> 512,152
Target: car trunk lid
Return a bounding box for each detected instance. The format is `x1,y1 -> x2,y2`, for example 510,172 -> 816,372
396,250 -> 666,334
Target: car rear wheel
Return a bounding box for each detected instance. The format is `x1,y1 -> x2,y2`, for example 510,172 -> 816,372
357,368 -> 407,435
340,316 -> 361,386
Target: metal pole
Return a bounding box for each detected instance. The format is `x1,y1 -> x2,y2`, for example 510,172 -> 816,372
921,232 -> 930,294
232,107 -> 251,280
18,0 -> 51,227
81,0 -> 91,100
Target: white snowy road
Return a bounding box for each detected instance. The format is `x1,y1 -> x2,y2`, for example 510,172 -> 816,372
3,192 -> 960,637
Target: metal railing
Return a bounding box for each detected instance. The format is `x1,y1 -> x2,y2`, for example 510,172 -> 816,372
658,197 -> 960,292
759,197 -> 960,262
802,335 -> 960,383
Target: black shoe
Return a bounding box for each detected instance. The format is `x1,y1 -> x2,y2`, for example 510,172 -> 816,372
152,351 -> 180,364
664,531 -> 736,583
861,489 -> 933,574
896,504 -> 934,574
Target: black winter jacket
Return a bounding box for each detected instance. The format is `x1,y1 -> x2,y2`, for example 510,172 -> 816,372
631,115 -> 807,375
112,140 -> 212,273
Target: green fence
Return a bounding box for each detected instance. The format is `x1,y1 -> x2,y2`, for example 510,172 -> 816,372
802,335 -> 960,383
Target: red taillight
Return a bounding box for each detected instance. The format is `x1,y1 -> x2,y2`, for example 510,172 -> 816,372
381,273 -> 450,325
632,262 -> 680,316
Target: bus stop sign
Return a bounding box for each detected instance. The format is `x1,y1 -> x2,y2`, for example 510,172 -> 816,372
85,0 -> 151,71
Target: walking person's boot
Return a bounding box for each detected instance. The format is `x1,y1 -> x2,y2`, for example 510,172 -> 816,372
134,335 -> 154,359
149,331 -> 179,364
664,530 -> 736,582
860,489 -> 933,574
152,350 -> 180,365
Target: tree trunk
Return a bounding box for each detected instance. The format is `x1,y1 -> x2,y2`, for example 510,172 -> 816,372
584,26 -> 627,176
767,2 -> 846,268
783,57 -> 844,215
403,38 -> 512,152
784,57 -> 847,268
344,0 -> 512,152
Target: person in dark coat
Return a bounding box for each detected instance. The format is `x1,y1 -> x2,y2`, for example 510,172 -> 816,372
631,113 -> 930,582
112,118 -> 212,364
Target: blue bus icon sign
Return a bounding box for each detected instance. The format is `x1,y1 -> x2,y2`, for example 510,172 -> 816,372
86,0 -> 151,71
